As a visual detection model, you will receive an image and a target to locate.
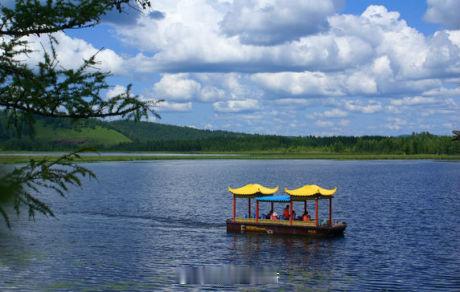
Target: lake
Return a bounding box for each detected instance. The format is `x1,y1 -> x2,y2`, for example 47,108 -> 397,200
1,160 -> 459,291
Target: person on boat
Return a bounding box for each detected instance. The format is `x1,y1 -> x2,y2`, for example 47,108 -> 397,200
282,205 -> 296,220
265,209 -> 273,219
302,211 -> 311,222
270,211 -> 279,220
283,205 -> 290,219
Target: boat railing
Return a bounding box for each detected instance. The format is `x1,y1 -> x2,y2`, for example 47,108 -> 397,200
322,219 -> 346,226
243,216 -> 345,224
236,217 -> 346,228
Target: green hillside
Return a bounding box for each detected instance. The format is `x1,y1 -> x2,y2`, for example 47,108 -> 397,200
35,122 -> 131,146
108,120 -> 248,142
0,114 -> 131,150
0,112 -> 459,155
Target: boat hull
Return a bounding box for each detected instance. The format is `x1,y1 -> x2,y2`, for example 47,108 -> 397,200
226,219 -> 346,237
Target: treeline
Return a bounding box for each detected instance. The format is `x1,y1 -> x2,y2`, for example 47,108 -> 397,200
107,133 -> 460,154
0,112 -> 458,154
108,120 -> 250,142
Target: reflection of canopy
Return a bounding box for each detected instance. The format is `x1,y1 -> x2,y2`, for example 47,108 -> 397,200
285,184 -> 336,199
228,184 -> 279,197
256,195 -> 290,202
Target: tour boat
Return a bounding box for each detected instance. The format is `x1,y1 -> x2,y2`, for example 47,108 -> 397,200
226,183 -> 347,237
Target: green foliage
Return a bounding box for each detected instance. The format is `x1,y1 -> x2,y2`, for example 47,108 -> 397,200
2,116 -> 458,155
0,150 -> 95,228
108,119 -> 250,142
107,123 -> 460,154
0,0 -> 151,37
0,0 -> 156,228
0,1 -> 159,127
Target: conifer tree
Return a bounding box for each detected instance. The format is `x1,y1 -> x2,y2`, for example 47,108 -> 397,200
0,0 -> 158,227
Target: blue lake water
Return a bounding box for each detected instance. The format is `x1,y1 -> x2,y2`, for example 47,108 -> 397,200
1,160 -> 459,291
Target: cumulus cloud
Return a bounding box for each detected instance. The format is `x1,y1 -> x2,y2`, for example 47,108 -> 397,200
315,120 -> 335,128
386,117 -> 407,130
251,72 -> 343,97
315,118 -> 350,129
390,96 -> 439,106
116,0 -> 373,73
219,0 -> 340,45
153,74 -> 201,100
157,101 -> 192,112
425,0 -> 460,29
422,86 -> 460,97
273,98 -> 313,106
111,1 -> 460,95
424,31 -> 460,77
106,85 -> 127,98
343,100 -> 383,114
213,99 -> 259,112
322,108 -> 348,118
24,32 -> 124,74
35,1 -> 459,135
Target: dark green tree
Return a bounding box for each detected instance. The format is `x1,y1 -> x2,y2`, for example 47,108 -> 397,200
453,130 -> 460,141
0,0 -> 160,227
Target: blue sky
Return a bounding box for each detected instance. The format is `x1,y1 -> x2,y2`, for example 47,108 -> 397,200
51,1 -> 460,135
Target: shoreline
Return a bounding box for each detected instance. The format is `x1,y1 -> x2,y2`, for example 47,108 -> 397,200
1,152 -> 459,163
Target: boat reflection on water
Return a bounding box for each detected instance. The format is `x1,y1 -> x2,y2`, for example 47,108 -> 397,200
176,265 -> 279,285
226,233 -> 346,288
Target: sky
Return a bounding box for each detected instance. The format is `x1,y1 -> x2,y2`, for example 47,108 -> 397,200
21,0 -> 460,136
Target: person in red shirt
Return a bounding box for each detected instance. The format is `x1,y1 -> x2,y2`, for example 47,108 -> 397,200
283,205 -> 290,219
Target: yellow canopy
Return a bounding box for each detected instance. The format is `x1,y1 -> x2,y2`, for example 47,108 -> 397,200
228,184 -> 279,196
285,184 -> 336,199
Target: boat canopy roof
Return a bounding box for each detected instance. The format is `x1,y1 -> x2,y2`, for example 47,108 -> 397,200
256,195 -> 290,202
228,184 -> 279,197
285,184 -> 336,200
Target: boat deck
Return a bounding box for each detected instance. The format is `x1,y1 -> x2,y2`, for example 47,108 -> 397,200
234,217 -> 331,227
228,217 -> 346,236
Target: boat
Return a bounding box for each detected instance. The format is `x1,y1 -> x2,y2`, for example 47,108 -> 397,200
226,183 -> 347,237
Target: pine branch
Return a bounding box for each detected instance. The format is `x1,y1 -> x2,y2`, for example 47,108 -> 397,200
0,149 -> 97,228
0,1 -> 151,37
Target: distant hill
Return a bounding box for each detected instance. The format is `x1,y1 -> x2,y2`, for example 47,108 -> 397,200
0,112 -> 459,154
0,113 -> 130,150
108,120 -> 249,142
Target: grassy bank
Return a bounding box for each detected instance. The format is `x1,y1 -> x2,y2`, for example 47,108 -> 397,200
1,152 -> 459,164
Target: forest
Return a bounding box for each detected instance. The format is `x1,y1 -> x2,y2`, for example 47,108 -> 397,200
1,113 -> 459,155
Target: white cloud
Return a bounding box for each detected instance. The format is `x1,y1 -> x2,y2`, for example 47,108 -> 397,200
422,85 -> 460,97
24,32 -> 124,74
322,108 -> 348,118
157,101 -> 192,112
251,72 -> 343,97
343,100 -> 382,113
116,0 -> 373,73
386,117 -> 407,130
314,118 -> 350,129
198,86 -> 226,102
153,74 -> 201,100
30,1 -> 459,135
273,98 -> 313,106
421,109 -> 456,117
390,96 -> 439,106
315,120 -> 334,128
425,0 -> 460,29
213,99 -> 259,112
219,0 -> 339,45
109,1 -> 460,99
447,30 -> 460,46
106,85 -> 126,98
